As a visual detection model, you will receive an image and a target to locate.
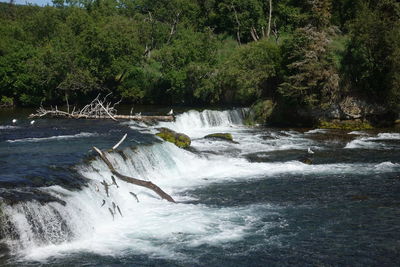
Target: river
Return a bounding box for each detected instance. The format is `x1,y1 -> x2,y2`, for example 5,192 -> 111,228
0,108 -> 400,266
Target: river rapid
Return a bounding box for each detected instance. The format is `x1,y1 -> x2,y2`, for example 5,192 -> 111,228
0,108 -> 400,266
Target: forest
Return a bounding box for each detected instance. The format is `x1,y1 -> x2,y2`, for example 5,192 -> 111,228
0,0 -> 399,127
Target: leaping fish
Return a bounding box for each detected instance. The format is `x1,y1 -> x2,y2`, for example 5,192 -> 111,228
108,208 -> 115,220
129,192 -> 139,203
117,205 -> 123,217
111,175 -> 119,188
101,199 -> 106,207
101,180 -> 110,197
112,202 -> 116,213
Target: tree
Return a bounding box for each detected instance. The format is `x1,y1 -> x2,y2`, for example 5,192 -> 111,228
195,38 -> 281,104
341,0 -> 400,112
278,0 -> 340,108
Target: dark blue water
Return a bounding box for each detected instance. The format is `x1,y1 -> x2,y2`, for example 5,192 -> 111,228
1,109 -> 400,266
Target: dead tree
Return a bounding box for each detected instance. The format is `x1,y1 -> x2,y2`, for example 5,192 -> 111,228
230,4 -> 242,45
272,19 -> 279,43
251,26 -> 260,42
143,11 -> 155,58
167,12 -> 181,44
29,94 -> 174,122
267,0 -> 272,38
93,146 -> 176,203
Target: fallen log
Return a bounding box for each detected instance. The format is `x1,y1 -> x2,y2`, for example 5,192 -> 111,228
29,109 -> 174,121
28,94 -> 174,122
93,146 -> 175,203
114,115 -> 174,121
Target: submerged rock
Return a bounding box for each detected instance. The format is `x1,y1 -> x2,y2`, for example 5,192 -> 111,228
395,119 -> 400,128
204,133 -> 235,142
351,195 -> 369,201
318,119 -> 373,130
156,127 -> 191,148
298,156 -> 313,165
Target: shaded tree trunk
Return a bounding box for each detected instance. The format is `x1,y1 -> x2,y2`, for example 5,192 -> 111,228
267,0 -> 272,38
231,4 -> 242,45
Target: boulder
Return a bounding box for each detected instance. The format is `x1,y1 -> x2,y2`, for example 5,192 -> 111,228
395,118 -> 400,128
318,119 -> 373,130
156,128 -> 191,148
351,195 -> 369,201
298,156 -> 313,165
246,100 -> 276,125
204,133 -> 236,143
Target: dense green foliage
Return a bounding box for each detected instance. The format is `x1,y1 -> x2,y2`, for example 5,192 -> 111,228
0,0 -> 399,123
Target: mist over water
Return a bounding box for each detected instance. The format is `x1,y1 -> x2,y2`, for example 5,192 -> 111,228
1,109 -> 400,266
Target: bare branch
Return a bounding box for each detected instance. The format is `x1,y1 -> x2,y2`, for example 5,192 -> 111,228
93,146 -> 175,203
29,95 -> 173,122
112,134 -> 127,150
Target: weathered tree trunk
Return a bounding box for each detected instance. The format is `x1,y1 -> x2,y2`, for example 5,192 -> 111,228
267,0 -> 272,38
231,4 -> 241,45
29,110 -> 174,121
29,94 -> 174,122
93,147 -> 176,203
167,12 -> 181,44
250,26 -> 260,42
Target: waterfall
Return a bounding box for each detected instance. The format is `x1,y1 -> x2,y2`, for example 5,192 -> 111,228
156,108 -> 248,138
0,138 -> 268,261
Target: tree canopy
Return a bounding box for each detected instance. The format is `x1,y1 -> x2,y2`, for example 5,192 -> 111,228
0,0 -> 399,121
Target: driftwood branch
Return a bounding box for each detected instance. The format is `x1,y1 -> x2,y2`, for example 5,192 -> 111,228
93,146 -> 176,203
112,133 -> 127,150
29,95 -> 174,122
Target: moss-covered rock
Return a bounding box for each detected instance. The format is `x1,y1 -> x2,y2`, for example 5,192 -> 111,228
318,119 -> 373,130
395,119 -> 400,128
245,100 -> 276,125
156,128 -> 191,148
204,133 -> 235,142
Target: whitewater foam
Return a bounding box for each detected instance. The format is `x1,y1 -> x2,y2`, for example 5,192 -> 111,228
147,109 -> 316,156
345,132 -> 400,149
374,161 -> 400,171
348,131 -> 369,136
2,108 -> 399,263
305,129 -> 328,134
0,125 -> 19,130
6,132 -> 97,143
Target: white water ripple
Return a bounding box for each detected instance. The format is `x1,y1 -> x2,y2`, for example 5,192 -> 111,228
0,125 -> 19,130
345,132 -> 400,149
2,109 -> 399,263
6,132 -> 97,143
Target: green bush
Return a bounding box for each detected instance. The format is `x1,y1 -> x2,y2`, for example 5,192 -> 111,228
0,95 -> 14,107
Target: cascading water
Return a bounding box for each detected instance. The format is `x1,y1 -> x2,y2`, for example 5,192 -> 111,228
1,108 -> 400,265
156,108 -> 247,138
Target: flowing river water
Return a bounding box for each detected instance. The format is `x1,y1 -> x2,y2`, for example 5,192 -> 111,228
0,108 -> 400,266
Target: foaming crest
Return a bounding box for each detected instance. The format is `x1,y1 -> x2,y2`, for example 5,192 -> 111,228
156,109 -> 246,138
6,132 -> 97,143
0,125 -> 19,130
305,129 -> 328,134
0,143 -> 276,261
2,135 -> 399,262
345,132 -> 400,149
